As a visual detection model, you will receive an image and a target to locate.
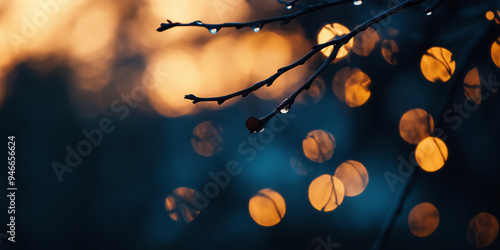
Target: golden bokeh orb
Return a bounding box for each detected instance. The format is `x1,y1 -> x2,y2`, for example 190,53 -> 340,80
486,11 -> 494,21
248,188 -> 286,227
420,47 -> 456,82
332,67 -> 371,108
317,23 -> 353,61
415,137 -> 448,172
467,212 -> 499,248
334,160 -> 369,197
302,130 -> 336,163
308,174 -> 345,212
408,202 -> 440,237
352,27 -> 379,57
399,109 -> 435,145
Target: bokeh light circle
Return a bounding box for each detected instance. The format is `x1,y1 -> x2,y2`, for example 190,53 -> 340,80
408,202 -> 440,237
467,212 -> 499,248
399,108 -> 434,145
248,188 -> 286,227
308,174 -> 345,212
317,23 -> 353,61
415,137 -> 448,172
420,47 -> 456,82
302,130 -> 336,163
334,160 -> 369,197
352,27 -> 379,57
332,67 -> 371,107
486,11 -> 494,21
165,187 -> 200,223
463,68 -> 482,104
191,121 -> 223,157
381,39 -> 399,65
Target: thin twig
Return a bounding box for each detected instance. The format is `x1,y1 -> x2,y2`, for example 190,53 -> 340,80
184,0 -> 427,108
157,0 -> 352,32
425,0 -> 445,15
159,0 -> 435,132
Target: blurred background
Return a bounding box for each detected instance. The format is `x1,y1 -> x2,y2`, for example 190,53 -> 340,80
0,0 -> 499,249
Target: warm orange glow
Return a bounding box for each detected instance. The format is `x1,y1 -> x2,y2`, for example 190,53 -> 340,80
467,212 -> 499,248
408,202 -> 439,237
334,160 -> 368,197
420,47 -> 456,82
491,39 -> 500,69
296,77 -> 326,105
352,27 -> 379,57
248,188 -> 286,227
486,11 -> 495,21
147,48 -> 201,117
302,130 -> 336,163
332,67 -> 371,107
464,68 -> 482,104
415,137 -> 448,172
317,23 -> 353,61
308,174 -> 345,212
165,187 -> 200,222
242,30 -> 312,100
0,0 -> 259,113
191,121 -> 223,157
381,40 -> 399,65
399,109 -> 435,145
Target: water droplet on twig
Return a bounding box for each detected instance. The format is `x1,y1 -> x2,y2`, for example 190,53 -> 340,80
252,25 -> 262,33
280,106 -> 290,114
195,21 -> 203,25
353,0 -> 362,6
209,28 -> 219,34
426,11 -> 432,16
286,4 -> 293,9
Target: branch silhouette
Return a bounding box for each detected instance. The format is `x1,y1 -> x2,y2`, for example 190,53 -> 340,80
158,0 -> 442,132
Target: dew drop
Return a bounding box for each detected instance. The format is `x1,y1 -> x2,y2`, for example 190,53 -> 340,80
286,4 -> 293,9
195,21 -> 203,25
209,28 -> 218,34
259,128 -> 265,133
280,106 -> 290,114
353,0 -> 362,6
426,11 -> 432,16
252,25 -> 261,33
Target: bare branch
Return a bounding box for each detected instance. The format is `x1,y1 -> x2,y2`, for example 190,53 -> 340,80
277,0 -> 307,10
159,0 -> 441,132
157,0 -> 352,33
251,46 -> 340,133
425,0 -> 445,15
185,0 -> 426,105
